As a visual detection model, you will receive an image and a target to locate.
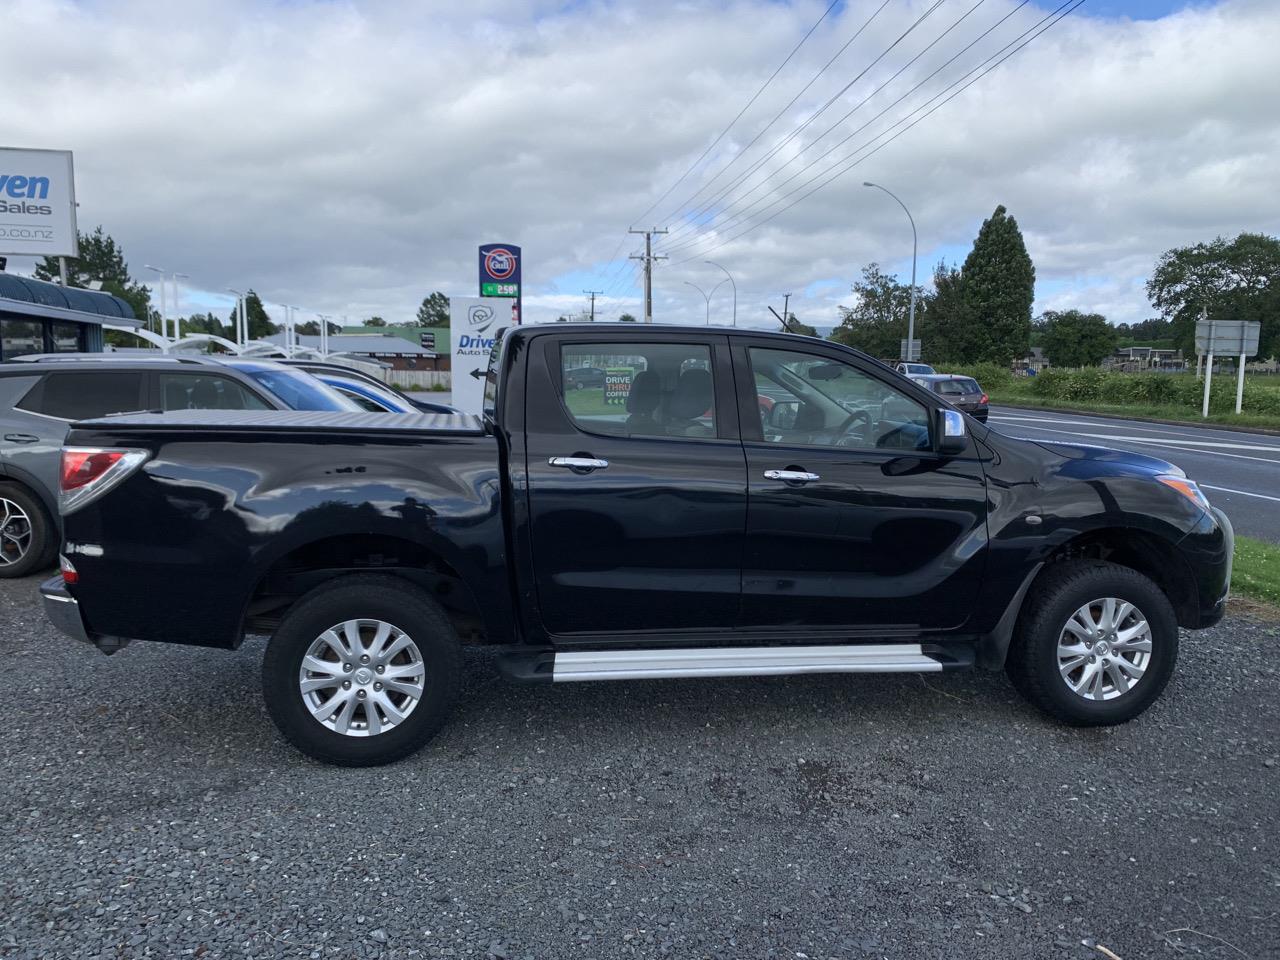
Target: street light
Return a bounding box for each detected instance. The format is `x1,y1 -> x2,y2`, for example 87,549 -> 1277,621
704,261 -> 737,326
171,272 -> 189,340
144,265 -> 167,339
683,280 -> 726,325
227,289 -> 246,348
863,182 -> 918,362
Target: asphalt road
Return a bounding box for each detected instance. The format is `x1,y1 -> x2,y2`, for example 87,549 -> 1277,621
2,575 -> 1277,959
987,408 -> 1280,543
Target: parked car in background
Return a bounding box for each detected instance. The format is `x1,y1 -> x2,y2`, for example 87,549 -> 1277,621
0,355 -> 355,578
893,361 -> 937,376
564,365 -> 606,390
281,360 -> 457,414
910,374 -> 990,422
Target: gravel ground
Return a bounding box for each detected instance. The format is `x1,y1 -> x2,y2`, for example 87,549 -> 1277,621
1,576 -> 1277,960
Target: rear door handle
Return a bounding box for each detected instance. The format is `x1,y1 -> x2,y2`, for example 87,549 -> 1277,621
4,434 -> 39,444
764,469 -> 820,483
549,456 -> 609,471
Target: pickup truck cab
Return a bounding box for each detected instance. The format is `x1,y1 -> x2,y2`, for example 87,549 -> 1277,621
42,325 -> 1233,765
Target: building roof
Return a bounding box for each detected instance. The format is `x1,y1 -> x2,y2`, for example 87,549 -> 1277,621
265,332 -> 437,357
0,273 -> 138,321
341,325 -> 450,352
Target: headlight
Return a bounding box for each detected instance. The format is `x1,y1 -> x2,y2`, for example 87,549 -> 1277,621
1156,474 -> 1211,512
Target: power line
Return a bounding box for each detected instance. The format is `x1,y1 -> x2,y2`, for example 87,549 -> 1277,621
673,0 -> 1086,265
660,0 -> 948,247
663,0 -> 1031,257
654,0 -> 896,229
593,0 -> 844,297
661,0 -> 997,251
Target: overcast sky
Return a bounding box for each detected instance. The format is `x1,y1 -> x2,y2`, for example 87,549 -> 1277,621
3,0 -> 1278,331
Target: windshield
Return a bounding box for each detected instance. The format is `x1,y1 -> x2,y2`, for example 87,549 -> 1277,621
905,363 -> 936,375
328,378 -> 410,412
231,365 -> 360,411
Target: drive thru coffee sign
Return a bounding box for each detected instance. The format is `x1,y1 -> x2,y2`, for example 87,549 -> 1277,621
0,148 -> 78,257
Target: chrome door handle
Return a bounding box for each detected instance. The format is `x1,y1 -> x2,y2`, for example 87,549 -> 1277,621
549,456 -> 610,471
764,469 -> 820,483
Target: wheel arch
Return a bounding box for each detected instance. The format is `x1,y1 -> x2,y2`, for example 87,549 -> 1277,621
977,525 -> 1199,669
240,530 -> 497,646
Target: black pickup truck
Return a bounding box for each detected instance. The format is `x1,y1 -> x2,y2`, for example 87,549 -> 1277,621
42,325 -> 1233,765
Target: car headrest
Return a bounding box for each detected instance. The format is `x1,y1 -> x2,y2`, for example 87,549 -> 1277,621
669,368 -> 713,419
626,370 -> 661,415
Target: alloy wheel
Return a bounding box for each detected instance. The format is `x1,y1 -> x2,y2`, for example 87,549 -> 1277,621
1057,597 -> 1152,701
0,498 -> 32,567
298,619 -> 426,737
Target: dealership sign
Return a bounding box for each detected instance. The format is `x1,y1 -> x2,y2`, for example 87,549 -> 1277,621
0,148 -> 78,257
449,296 -> 508,416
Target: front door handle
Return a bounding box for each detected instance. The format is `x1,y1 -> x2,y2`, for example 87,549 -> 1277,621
764,468 -> 820,483
549,456 -> 609,471
3,434 -> 39,444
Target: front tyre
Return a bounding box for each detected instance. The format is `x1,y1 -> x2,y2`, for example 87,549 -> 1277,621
262,575 -> 461,765
1007,561 -> 1177,726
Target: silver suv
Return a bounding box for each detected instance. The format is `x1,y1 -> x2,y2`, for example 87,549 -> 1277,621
0,356 -> 354,578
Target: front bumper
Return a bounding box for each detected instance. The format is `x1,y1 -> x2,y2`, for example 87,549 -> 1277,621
40,574 -> 92,645
1189,507 -> 1234,629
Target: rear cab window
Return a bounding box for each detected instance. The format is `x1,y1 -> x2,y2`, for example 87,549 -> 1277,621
558,341 -> 717,439
17,371 -> 146,421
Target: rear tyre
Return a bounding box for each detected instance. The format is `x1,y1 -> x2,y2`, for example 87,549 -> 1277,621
262,574 -> 462,765
0,482 -> 56,579
1007,560 -> 1177,726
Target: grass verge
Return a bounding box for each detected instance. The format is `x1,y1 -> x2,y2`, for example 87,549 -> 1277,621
989,392 -> 1280,432
1232,535 -> 1280,607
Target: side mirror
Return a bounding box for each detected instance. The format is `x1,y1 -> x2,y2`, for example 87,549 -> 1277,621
768,400 -> 801,430
936,408 -> 967,456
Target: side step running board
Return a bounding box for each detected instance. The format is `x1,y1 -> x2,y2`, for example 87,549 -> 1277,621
498,643 -> 973,684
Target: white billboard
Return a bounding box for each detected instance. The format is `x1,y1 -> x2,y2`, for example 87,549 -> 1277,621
448,296 -> 509,416
0,147 -> 78,257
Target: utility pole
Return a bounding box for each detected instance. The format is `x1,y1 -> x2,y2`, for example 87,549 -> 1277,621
628,227 -> 668,323
584,290 -> 603,322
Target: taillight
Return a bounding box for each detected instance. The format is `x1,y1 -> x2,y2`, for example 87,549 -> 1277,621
59,447 -> 150,515
980,393 -> 989,404
60,554 -> 78,585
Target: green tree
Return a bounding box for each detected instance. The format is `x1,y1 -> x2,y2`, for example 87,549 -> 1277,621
179,312 -> 228,339
829,263 -> 916,357
958,205 -> 1035,364
921,261 -> 979,363
296,320 -> 320,336
785,314 -> 817,337
618,313 -> 637,322
227,290 -> 277,340
33,225 -> 152,324
1147,233 -> 1280,358
416,292 -> 450,327
1040,310 -> 1117,367
363,315 -> 386,327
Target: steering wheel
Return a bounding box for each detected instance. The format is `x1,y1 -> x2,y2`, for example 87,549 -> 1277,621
833,409 -> 871,447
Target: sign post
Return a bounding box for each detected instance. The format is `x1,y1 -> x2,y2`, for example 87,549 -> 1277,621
448,296 -> 508,416
478,243 -> 521,326
0,147 -> 78,260
899,339 -> 922,362
1194,317 -> 1261,417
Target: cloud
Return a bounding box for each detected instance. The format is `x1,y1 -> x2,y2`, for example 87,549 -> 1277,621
2,0 -> 1276,334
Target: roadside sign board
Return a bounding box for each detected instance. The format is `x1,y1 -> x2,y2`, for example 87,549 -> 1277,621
0,147 -> 78,257
419,331 -> 435,350
449,296 -> 508,416
604,368 -> 633,406
478,243 -> 522,325
899,338 -> 921,361
1194,319 -> 1260,356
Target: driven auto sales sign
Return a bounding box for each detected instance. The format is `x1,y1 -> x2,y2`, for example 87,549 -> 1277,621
478,244 -> 520,298
0,148 -> 78,257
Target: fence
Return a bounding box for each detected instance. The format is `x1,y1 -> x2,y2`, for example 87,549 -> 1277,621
379,370 -> 451,390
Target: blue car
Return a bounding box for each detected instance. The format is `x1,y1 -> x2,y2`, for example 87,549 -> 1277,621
315,373 -> 456,414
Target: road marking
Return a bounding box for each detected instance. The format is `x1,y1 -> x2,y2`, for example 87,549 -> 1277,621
989,412 -> 1280,447
1200,484 -> 1280,504
993,423 -> 1280,464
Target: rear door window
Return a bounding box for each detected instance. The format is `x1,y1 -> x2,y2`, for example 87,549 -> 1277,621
559,342 -> 716,439
159,374 -> 272,411
937,378 -> 979,396
18,372 -> 146,420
